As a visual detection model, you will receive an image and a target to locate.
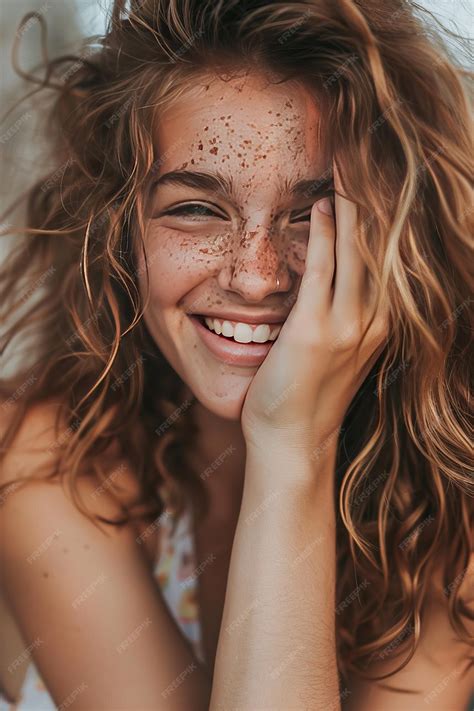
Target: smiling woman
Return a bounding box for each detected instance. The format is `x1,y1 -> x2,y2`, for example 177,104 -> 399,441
134,72 -> 334,404
0,1 -> 473,710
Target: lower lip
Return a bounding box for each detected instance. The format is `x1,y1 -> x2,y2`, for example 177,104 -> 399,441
188,315 -> 277,367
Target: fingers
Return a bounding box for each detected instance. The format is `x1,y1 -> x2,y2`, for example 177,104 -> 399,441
297,196 -> 335,318
296,160 -> 381,351
332,161 -> 367,321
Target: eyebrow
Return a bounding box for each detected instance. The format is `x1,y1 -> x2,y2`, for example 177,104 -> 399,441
152,169 -> 334,201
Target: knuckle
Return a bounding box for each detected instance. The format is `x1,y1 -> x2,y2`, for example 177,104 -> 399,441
329,320 -> 362,351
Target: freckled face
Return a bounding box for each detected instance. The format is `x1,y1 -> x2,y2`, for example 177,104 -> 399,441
135,71 -> 329,420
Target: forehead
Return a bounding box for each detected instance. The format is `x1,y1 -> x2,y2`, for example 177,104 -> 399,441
154,71 -> 324,186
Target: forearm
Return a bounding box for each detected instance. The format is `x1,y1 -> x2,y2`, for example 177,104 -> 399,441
209,441 -> 341,711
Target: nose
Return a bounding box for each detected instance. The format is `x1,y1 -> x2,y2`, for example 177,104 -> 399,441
216,226 -> 291,302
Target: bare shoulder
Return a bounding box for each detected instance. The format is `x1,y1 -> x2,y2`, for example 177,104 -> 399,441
0,397 -> 144,557
0,398 -> 162,567
0,402 -> 208,710
0,398 -> 149,513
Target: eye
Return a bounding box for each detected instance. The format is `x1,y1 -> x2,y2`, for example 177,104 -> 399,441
289,208 -> 312,223
160,202 -> 228,220
288,188 -> 335,223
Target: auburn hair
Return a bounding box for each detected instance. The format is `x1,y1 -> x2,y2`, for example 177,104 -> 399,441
0,0 -> 472,685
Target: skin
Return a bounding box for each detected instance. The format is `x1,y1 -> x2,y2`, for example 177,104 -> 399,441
134,69 -> 334,520
135,69 -> 328,426
1,69 -> 471,711
133,70 -> 473,710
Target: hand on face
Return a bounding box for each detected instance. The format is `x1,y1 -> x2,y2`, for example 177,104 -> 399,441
241,161 -> 390,453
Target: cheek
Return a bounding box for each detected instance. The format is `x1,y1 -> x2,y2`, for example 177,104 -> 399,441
137,225 -> 230,304
139,222 -> 309,296
285,237 -> 308,274
272,228 -> 308,277
146,222 -> 235,263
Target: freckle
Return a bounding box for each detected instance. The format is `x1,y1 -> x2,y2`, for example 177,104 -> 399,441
210,147 -> 218,155
268,110 -> 272,114
42,571 -> 49,578
84,544 -> 90,550
63,548 -> 69,553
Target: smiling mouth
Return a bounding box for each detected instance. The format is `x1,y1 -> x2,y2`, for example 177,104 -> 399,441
194,315 -> 283,344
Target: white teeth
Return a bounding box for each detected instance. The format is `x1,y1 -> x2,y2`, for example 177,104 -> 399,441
221,320 -> 234,337
200,316 -> 282,343
233,323 -> 253,343
252,324 -> 271,343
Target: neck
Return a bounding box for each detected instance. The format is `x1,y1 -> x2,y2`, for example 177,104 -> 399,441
190,399 -> 247,524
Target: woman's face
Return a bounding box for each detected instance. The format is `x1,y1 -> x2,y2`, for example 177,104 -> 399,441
136,70 -> 329,420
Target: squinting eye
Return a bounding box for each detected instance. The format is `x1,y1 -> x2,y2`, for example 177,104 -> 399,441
289,188 -> 335,223
289,209 -> 312,223
161,202 -> 227,219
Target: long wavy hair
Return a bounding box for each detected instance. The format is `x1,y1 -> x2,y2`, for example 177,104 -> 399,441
0,0 -> 472,685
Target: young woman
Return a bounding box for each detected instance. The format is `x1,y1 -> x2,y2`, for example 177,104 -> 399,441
0,1 -> 472,709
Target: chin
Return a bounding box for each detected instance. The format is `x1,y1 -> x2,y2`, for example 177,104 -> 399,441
187,375 -> 252,422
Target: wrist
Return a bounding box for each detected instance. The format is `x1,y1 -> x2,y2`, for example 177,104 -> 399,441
245,424 -> 340,468
244,435 -> 338,493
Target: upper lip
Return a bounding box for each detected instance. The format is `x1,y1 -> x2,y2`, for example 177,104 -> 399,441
189,310 -> 288,325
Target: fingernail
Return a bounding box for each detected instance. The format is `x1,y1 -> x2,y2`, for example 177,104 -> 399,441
317,197 -> 333,216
